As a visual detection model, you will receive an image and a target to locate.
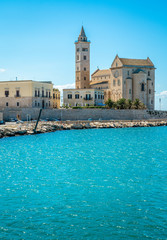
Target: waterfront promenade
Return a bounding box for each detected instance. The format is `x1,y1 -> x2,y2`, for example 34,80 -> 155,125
0,119 -> 167,139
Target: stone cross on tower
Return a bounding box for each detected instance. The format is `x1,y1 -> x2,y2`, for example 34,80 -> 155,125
75,26 -> 90,89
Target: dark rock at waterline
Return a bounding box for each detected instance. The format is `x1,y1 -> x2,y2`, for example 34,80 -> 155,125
15,130 -> 27,135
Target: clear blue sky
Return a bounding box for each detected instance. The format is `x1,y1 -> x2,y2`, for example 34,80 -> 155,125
0,0 -> 167,109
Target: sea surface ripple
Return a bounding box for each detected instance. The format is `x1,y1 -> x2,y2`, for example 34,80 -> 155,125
0,127 -> 167,239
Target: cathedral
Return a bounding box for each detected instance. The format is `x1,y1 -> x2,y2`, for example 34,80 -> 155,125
63,26 -> 155,110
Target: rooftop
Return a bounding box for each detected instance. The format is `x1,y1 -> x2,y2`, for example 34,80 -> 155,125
91,69 -> 111,77
119,57 -> 154,67
63,88 -> 104,91
90,80 -> 109,85
0,80 -> 53,84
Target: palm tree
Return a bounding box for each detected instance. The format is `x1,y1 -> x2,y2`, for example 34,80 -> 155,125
116,98 -> 127,109
133,99 -> 140,109
126,99 -> 132,109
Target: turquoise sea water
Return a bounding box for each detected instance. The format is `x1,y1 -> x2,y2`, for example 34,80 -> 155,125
0,127 -> 167,240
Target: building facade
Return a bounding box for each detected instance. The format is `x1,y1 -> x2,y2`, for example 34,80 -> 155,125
63,89 -> 104,107
64,26 -> 155,110
75,26 -> 90,89
90,69 -> 112,102
0,80 -> 53,109
90,55 -> 155,110
53,88 -> 60,108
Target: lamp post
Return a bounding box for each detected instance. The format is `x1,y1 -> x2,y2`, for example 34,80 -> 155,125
159,98 -> 161,111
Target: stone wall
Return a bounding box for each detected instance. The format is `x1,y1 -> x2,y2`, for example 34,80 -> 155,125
1,107 -> 167,121
0,112 -> 3,121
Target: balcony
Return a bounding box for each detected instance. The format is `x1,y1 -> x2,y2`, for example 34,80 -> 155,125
38,95 -> 52,98
15,95 -> 21,98
84,97 -> 93,101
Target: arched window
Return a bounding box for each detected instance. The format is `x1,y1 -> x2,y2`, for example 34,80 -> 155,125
141,83 -> 145,91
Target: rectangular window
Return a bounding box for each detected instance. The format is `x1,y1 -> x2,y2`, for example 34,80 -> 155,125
16,90 -> 20,97
49,92 -> 51,98
82,48 -> 88,51
129,89 -> 131,94
77,55 -> 79,60
127,71 -> 130,76
6,102 -> 8,107
83,56 -> 87,60
113,80 -> 116,86
5,91 -> 9,97
149,89 -> 151,94
53,93 -> 55,99
84,67 -> 86,71
85,94 -> 91,100
38,102 -> 40,107
141,83 -> 145,91
38,90 -> 40,97
75,94 -> 79,99
35,90 -> 37,97
84,77 -> 86,80
46,91 -> 48,97
42,90 -> 44,97
77,48 -> 80,52
77,77 -> 79,81
17,102 -> 19,107
68,94 -> 72,99
151,100 -> 153,104
95,94 -> 97,99
49,101 -> 50,107
148,71 -> 150,76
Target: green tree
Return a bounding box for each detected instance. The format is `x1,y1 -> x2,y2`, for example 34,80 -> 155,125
116,98 -> 127,109
105,99 -> 114,108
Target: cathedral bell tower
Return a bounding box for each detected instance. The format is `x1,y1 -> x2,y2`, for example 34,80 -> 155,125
75,26 -> 90,89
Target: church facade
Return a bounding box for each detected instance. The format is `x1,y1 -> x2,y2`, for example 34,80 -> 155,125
90,55 -> 155,110
63,26 -> 155,110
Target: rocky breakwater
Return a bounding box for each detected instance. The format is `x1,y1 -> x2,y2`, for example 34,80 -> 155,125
0,120 -> 167,139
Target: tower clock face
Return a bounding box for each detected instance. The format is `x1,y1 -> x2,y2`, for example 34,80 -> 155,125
114,71 -> 119,78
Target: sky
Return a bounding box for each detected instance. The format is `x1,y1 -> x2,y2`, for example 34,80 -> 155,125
0,0 -> 167,109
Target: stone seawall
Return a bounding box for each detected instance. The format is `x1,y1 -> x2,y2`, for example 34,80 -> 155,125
1,108 -> 167,121
0,120 -> 167,139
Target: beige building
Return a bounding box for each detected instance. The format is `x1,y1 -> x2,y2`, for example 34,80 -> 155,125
53,88 -> 60,108
90,55 -> 155,110
63,88 -> 104,107
64,26 -> 155,110
0,80 -> 53,109
90,69 -> 112,102
75,26 -> 90,89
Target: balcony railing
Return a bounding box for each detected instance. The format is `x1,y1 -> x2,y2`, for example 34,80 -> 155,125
35,95 -> 52,98
84,97 -> 93,100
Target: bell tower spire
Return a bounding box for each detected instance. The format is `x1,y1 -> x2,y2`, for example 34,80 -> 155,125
78,26 -> 87,42
75,26 -> 90,89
